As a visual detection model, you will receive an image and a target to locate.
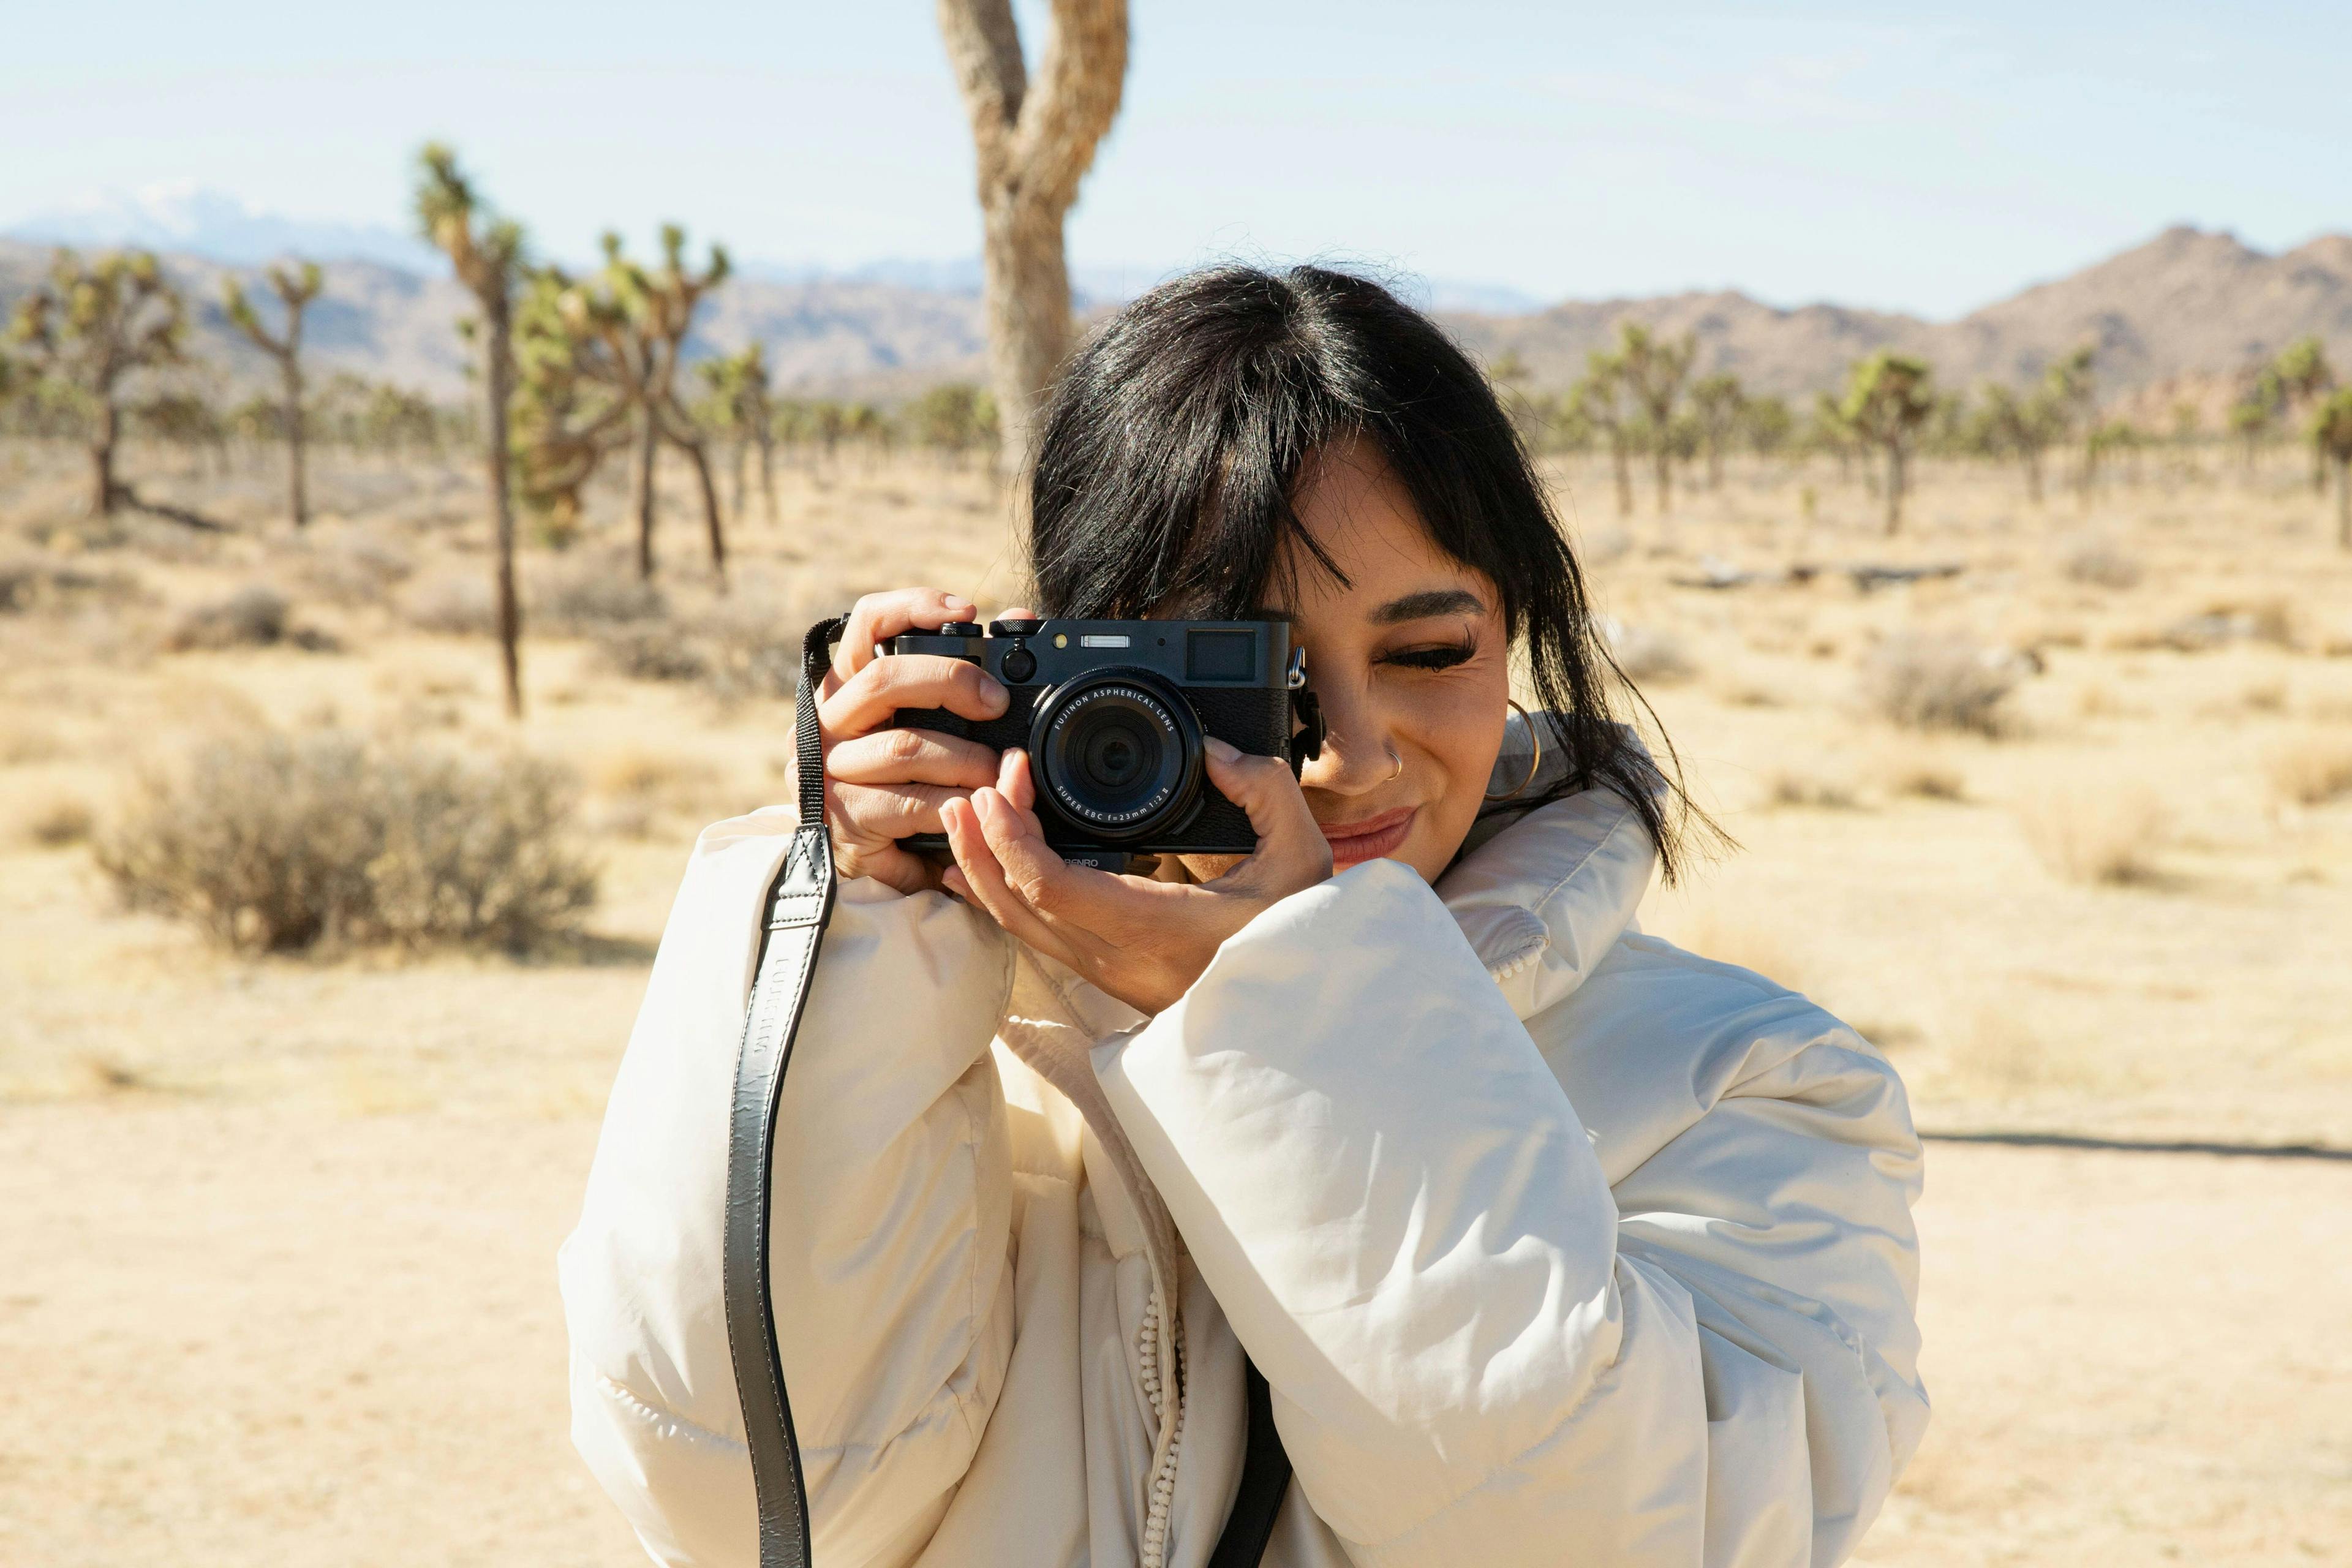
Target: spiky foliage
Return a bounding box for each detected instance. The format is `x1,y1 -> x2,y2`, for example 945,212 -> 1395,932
1839,352 -> 1936,536
223,260 -> 324,526
2271,337 -> 2338,494
413,143 -> 526,718
604,226 -> 731,581
1611,322 -> 1697,514
511,266 -> 636,545
2310,387 -> 2352,550
1687,372 -> 1747,491
1568,350 -> 1637,518
1741,394 -> 1794,460
9,248 -> 188,516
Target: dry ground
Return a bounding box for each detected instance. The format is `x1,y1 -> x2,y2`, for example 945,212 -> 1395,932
3,438 -> 2350,1563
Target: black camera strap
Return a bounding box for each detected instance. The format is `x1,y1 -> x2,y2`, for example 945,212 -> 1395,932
724,616 -> 1290,1568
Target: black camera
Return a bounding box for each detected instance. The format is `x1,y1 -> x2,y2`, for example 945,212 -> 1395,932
884,617 -> 1323,869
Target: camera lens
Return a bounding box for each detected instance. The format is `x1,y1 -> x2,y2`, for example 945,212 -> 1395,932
1030,671 -> 1203,842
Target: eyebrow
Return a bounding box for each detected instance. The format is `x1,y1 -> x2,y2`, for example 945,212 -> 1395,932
1370,588 -> 1489,625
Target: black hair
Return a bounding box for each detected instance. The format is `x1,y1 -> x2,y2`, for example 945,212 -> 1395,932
1026,263 -> 1709,882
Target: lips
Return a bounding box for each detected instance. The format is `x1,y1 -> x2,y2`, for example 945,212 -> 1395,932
1318,805 -> 1417,871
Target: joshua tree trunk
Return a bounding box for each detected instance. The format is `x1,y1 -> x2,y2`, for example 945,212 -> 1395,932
1883,443 -> 1907,535
633,399 -> 660,581
90,400 -> 119,516
938,0 -> 1128,474
691,442 -> 726,586
1609,436 -> 1633,517
281,355 -> 309,527
484,303 -> 522,718
1651,443 -> 1672,514
756,424 -> 777,525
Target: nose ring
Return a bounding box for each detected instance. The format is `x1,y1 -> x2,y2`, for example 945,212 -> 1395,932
1385,742 -> 1404,783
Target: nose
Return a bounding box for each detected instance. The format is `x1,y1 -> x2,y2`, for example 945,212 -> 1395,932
1299,680 -> 1395,798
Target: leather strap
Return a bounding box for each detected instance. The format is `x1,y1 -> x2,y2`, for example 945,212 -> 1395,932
721,613 -> 1291,1567
723,615 -> 845,1568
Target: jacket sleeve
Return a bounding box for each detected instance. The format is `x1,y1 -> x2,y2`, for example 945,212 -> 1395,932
559,810 -> 1020,1568
1091,859 -> 1925,1568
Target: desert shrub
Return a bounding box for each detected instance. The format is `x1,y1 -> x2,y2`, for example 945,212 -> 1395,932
22,792 -> 94,847
401,573 -> 499,636
2266,736 -> 2352,807
1765,769 -> 1861,810
2017,784 -> 2168,886
96,728 -> 596,953
0,556 -> 146,616
597,625 -> 709,683
2063,539 -> 2143,589
1860,633 -> 2021,736
538,564 -> 667,631
1881,754 -> 1967,801
167,585 -> 290,650
298,531 -> 415,605
1602,618 -> 1695,685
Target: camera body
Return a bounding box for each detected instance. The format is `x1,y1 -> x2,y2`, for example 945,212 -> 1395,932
885,617 -> 1305,867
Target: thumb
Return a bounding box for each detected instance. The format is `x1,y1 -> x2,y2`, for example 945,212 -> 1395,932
1203,737 -> 1332,888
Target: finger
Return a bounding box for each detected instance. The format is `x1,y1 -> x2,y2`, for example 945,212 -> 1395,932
826,726 -> 1001,789
828,587 -> 976,690
990,605 -> 1040,623
998,746 -> 1037,813
941,796 -> 1068,956
821,652 -> 1010,739
1203,737 -> 1333,884
840,840 -> 939,897
973,786 -> 1110,918
828,780 -> 971,841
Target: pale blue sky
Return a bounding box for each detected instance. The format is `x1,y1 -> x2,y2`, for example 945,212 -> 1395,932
6,2 -> 2339,317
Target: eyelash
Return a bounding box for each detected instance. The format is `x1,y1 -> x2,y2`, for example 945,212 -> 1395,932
1379,639 -> 1477,672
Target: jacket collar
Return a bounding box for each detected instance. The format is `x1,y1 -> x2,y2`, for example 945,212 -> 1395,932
1434,715 -> 1657,1021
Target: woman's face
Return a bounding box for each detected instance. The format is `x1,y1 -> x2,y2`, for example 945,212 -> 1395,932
1180,437 -> 1510,886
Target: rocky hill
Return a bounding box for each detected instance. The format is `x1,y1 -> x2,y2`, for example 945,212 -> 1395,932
2,225 -> 2345,407
1444,226 -> 2352,402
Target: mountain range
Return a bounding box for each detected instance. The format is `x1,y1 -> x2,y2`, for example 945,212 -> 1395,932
1,213 -> 2345,413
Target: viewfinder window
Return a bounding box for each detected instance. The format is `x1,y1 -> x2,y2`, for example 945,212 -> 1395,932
1185,628 -> 1256,682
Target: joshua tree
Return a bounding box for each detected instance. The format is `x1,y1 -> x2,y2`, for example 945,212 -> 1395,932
625,227 -> 732,582
1741,394 -> 1794,463
415,143 -> 526,719
937,0 -> 1128,472
1969,380 -> 2067,503
698,343 -> 778,522
1568,350 -> 1636,518
902,380 -> 998,467
2037,345 -> 2099,509
2228,374 -> 2282,476
1611,322 -> 1697,513
9,248 -> 187,517
1688,372 -> 1746,491
2312,388 -> 2352,550
511,265 -> 636,545
222,260 -> 324,527
1840,351 -> 1936,535
2271,337 -> 2338,494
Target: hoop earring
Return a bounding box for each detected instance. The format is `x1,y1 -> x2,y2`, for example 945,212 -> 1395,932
1485,699 -> 1542,801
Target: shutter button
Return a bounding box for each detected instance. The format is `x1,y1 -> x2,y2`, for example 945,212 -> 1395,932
1001,644 -> 1037,682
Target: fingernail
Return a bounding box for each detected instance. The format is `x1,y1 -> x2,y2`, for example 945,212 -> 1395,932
944,595 -> 971,611
1205,737 -> 1240,762
981,676 -> 1009,713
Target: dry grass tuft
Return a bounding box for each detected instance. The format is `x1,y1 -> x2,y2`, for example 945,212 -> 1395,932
96,728 -> 598,953
167,585 -> 293,651
2264,734 -> 2352,807
400,573 -> 500,637
535,563 -> 667,631
2017,782 -> 2170,886
2063,538 -> 2144,589
1765,768 -> 1863,810
1879,747 -> 1968,801
595,625 -> 709,684
1860,632 -> 2022,736
22,791 -> 94,848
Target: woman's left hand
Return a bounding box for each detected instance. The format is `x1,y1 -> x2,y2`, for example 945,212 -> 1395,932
940,738 -> 1334,1016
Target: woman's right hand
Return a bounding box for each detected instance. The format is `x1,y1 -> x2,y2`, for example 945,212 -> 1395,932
815,587 -> 1033,894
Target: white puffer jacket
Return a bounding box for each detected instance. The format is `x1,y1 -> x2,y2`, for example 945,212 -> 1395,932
560,756 -> 1929,1568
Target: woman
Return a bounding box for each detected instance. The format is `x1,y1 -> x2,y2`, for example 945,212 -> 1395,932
561,267 -> 1928,1568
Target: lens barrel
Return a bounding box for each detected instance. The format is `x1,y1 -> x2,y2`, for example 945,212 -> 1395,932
1028,669 -> 1204,842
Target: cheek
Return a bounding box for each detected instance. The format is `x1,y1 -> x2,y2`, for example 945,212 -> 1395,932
1398,665 -> 1510,823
